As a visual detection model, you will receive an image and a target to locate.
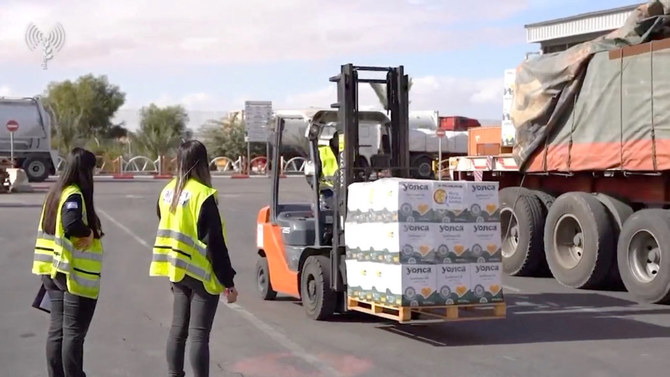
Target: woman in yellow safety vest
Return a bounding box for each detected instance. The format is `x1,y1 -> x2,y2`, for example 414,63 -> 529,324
32,147 -> 104,377
150,140 -> 238,377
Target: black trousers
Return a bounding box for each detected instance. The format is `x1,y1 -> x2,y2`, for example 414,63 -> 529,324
167,275 -> 220,377
42,274 -> 97,377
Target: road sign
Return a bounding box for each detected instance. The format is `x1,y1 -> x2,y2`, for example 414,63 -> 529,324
436,128 -> 445,181
244,101 -> 273,143
6,119 -> 18,164
6,119 -> 19,132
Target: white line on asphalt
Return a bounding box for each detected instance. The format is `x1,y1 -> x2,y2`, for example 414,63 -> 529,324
99,209 -> 151,248
98,208 -> 342,377
225,301 -> 341,377
502,284 -> 521,293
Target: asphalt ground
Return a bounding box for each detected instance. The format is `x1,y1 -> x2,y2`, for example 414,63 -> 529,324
1,178 -> 670,377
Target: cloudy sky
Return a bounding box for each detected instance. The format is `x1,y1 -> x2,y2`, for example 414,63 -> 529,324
0,0 -> 638,130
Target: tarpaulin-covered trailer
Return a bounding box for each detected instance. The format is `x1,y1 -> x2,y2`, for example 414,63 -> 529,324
450,0 -> 670,306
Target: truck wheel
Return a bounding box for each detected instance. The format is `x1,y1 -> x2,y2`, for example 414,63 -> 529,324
22,157 -> 50,182
411,155 -> 435,180
594,193 -> 634,290
256,256 -> 277,300
544,192 -> 617,289
300,255 -> 336,320
617,209 -> 670,304
528,189 -> 555,276
499,187 -> 546,276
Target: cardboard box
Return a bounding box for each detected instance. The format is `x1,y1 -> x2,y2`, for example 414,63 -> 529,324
436,264 -> 473,305
434,223 -> 471,264
349,222 -> 437,264
367,178 -> 435,223
469,222 -> 502,263
466,181 -> 500,222
470,262 -> 504,303
345,260 -> 375,301
431,181 -> 471,223
373,264 -> 439,307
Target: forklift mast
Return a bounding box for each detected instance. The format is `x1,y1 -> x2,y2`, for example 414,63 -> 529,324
328,64 -> 411,291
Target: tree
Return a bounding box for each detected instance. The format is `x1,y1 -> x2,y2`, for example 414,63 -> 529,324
45,74 -> 126,140
131,104 -> 191,159
50,106 -> 85,155
198,111 -> 264,160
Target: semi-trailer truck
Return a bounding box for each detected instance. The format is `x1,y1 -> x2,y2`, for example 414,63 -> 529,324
449,1 -> 670,305
0,97 -> 58,182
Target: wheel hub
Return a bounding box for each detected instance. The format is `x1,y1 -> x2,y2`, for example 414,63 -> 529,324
257,268 -> 266,291
29,161 -> 45,175
628,230 -> 662,283
307,276 -> 317,300
554,214 -> 585,269
501,208 -> 519,258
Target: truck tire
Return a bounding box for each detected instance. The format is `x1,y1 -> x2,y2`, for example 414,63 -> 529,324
300,255 -> 336,320
410,155 -> 435,180
531,190 -> 555,214
256,256 -> 277,300
594,193 -> 634,290
499,187 -> 546,276
22,156 -> 50,182
544,192 -> 617,289
617,209 -> 670,304
528,189 -> 555,276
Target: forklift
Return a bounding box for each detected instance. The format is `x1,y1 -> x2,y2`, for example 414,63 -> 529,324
255,64 -> 411,320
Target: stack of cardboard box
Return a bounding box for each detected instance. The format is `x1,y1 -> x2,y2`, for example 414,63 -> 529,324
345,178 -> 504,308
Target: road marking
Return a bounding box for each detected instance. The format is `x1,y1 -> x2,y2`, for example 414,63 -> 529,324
99,209 -> 152,248
513,306 -> 655,315
98,208 -> 342,377
503,284 -> 521,293
225,301 -> 341,377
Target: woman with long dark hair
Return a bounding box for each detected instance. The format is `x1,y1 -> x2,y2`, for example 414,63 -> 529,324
150,140 -> 237,377
32,147 -> 104,377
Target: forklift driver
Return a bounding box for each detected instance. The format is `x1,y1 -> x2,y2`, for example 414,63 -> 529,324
317,131 -> 339,210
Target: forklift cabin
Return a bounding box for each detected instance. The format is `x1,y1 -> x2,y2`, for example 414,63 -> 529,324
255,64 -> 411,320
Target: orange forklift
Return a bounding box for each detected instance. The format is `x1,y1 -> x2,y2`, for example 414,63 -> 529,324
254,64 -> 412,320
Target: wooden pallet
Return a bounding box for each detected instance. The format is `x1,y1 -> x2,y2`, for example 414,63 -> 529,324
347,297 -> 506,324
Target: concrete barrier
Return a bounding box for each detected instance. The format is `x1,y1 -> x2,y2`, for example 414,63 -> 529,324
7,168 -> 34,193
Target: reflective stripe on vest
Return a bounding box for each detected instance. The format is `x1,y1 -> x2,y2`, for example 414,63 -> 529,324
150,178 -> 226,295
32,185 -> 104,299
318,145 -> 338,187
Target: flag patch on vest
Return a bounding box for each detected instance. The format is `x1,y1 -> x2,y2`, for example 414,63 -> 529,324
162,189 -> 192,206
65,201 -> 79,210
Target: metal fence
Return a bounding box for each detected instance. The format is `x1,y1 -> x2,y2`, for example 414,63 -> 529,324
56,155 -> 307,176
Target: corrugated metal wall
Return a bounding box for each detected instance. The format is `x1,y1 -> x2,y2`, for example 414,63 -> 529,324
526,11 -> 634,44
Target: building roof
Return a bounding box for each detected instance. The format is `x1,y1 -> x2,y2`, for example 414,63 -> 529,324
525,3 -> 641,44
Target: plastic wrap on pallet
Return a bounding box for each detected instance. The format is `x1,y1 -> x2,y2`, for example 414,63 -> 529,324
512,0 -> 670,172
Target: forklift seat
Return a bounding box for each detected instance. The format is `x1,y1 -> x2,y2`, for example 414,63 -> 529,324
276,208 -> 334,247
370,154 -> 391,170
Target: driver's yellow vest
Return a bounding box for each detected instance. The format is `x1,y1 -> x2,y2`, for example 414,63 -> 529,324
318,145 -> 338,187
32,185 -> 104,299
150,178 -> 227,295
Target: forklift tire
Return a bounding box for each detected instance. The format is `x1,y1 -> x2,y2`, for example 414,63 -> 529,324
256,257 -> 277,300
300,255 -> 337,320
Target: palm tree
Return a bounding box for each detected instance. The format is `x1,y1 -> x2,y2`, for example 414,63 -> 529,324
131,104 -> 190,159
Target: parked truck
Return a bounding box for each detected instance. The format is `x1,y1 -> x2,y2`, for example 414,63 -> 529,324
449,1 -> 670,305
0,97 -> 58,182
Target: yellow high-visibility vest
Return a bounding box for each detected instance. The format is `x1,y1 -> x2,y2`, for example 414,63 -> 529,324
150,178 -> 227,295
32,185 -> 104,299
318,145 -> 338,187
